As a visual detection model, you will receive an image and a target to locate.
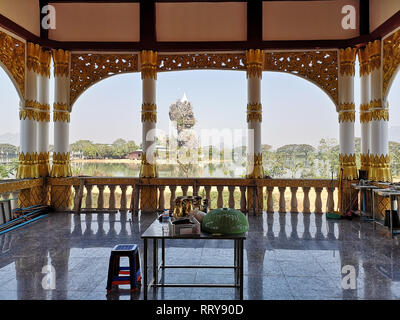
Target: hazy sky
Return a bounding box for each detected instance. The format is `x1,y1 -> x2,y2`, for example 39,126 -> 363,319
1,60 -> 400,149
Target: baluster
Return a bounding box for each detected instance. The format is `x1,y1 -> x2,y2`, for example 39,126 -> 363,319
290,187 -> 298,213
216,186 -> 224,208
158,186 -> 165,211
84,185 -> 93,210
314,187 -> 323,214
97,185 -> 105,210
302,187 -> 311,214
193,183 -> 199,196
72,185 -> 80,211
132,184 -> 139,213
240,186 -> 247,212
120,185 -> 127,211
278,187 -> 286,213
11,191 -> 19,210
169,185 -> 176,211
326,186 -> 335,213
257,186 -> 264,214
108,185 -> 116,211
228,186 -> 235,208
266,187 -> 274,213
181,186 -> 188,197
204,186 -> 212,208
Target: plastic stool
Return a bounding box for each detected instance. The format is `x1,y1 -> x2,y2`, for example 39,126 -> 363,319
106,244 -> 141,292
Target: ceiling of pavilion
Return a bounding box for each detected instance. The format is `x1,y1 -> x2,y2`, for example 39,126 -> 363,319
0,1 -> 399,51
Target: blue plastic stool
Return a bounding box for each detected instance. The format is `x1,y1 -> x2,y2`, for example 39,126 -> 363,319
106,244 -> 141,292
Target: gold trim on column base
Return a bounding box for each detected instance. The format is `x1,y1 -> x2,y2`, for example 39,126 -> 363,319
339,154 -> 358,180
246,153 -> 264,179
246,49 -> 263,78
17,152 -> 39,179
369,154 -> 392,182
139,153 -> 158,178
360,153 -> 370,172
38,152 -> 50,177
50,152 -> 72,178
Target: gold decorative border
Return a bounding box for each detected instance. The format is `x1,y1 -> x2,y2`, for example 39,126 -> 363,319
367,40 -> 381,72
139,153 -> 158,178
39,49 -> 51,78
53,103 -> 70,122
247,103 -> 262,122
247,153 -> 264,179
264,50 -> 338,106
338,102 -> 355,123
141,103 -> 157,122
339,153 -> 357,180
339,47 -> 357,76
383,29 -> 400,97
369,154 -> 392,182
360,153 -> 370,171
52,48 -> 70,77
38,152 -> 50,177
360,103 -> 371,123
141,50 -> 158,80
246,49 -> 263,78
70,53 -> 138,106
358,47 -> 370,76
0,31 -> 25,97
17,152 -> 39,179
50,152 -> 72,178
27,42 -> 41,73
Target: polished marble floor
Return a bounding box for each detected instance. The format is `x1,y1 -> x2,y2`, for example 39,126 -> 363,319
0,211 -> 399,300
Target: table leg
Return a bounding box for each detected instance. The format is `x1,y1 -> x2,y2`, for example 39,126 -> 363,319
390,196 -> 394,239
143,238 -> 148,300
234,239 -> 238,285
239,239 -> 244,300
153,238 -> 158,285
372,191 -> 376,230
162,238 -> 165,268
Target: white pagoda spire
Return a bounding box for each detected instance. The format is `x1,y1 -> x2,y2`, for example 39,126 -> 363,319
181,92 -> 188,103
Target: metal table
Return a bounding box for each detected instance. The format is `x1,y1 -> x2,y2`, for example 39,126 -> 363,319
372,189 -> 400,238
351,184 -> 378,220
141,219 -> 246,300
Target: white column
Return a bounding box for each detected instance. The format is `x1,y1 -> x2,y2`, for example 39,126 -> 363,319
358,46 -> 371,173
50,49 -> 72,178
246,49 -> 264,178
17,42 -> 40,179
37,49 -> 51,177
368,40 -> 391,182
338,48 -> 357,180
139,50 -> 158,178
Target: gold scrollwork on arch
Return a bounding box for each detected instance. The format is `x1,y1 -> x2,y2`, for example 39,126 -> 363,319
157,53 -> 246,72
264,51 -> 338,106
0,30 -> 25,97
383,29 -> 400,97
69,53 -> 139,106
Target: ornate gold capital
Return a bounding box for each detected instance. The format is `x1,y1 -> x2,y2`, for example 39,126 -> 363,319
39,49 -> 51,78
369,154 -> 392,182
141,103 -> 157,122
339,47 -> 357,76
358,47 -> 370,76
370,100 -> 389,121
52,48 -> 70,77
339,153 -> 357,180
338,103 -> 355,123
139,153 -> 158,178
17,152 -> 39,179
37,103 -> 50,122
27,42 -> 41,73
50,152 -> 72,177
246,49 -> 263,78
247,153 -> 264,179
367,40 -> 381,71
247,103 -> 262,122
141,50 -> 158,80
53,103 -> 70,122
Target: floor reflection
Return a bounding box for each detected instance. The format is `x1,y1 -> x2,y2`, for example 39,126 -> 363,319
0,211 -> 399,300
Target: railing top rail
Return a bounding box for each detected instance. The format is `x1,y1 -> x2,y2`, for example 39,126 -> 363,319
0,178 -> 44,193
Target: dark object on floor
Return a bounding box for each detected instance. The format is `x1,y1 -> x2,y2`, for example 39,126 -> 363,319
384,210 -> 400,228
106,244 -> 141,293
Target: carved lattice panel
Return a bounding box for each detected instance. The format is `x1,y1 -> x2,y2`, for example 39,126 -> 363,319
70,53 -> 139,106
158,53 -> 246,72
383,29 -> 400,98
0,31 -> 25,98
264,51 -> 338,106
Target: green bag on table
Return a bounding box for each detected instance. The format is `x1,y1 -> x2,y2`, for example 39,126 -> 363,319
201,208 -> 249,235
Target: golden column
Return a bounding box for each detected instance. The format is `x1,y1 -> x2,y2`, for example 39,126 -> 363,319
246,49 -> 264,215
37,49 -> 51,177
17,42 -> 40,179
139,50 -> 158,213
358,46 -> 371,173
367,40 -> 392,182
338,47 -> 358,180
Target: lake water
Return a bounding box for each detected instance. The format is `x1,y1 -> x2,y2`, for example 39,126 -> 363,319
71,161 -> 248,178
